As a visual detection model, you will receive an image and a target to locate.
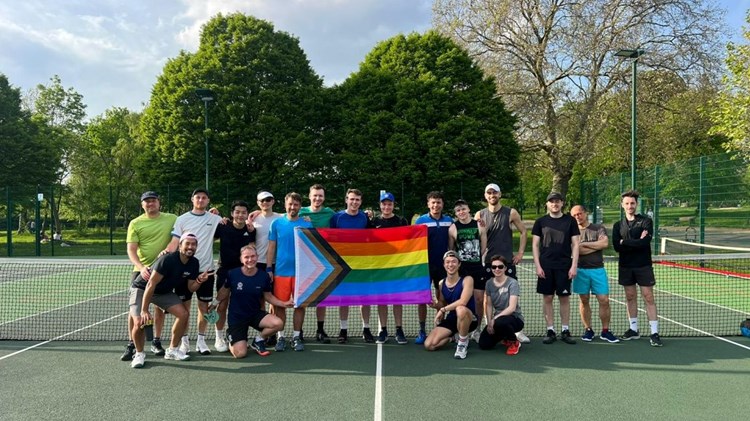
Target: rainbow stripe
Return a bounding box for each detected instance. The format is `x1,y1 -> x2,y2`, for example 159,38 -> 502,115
294,225 -> 432,307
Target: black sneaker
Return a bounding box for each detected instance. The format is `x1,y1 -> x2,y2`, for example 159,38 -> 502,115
338,329 -> 348,344
299,329 -> 305,342
395,328 -> 408,344
362,328 -> 375,343
560,330 -> 576,344
542,329 -> 557,344
120,343 -> 135,361
375,329 -> 388,344
150,339 -> 165,356
265,335 -> 278,347
316,331 -> 331,344
622,329 -> 641,340
649,333 -> 663,347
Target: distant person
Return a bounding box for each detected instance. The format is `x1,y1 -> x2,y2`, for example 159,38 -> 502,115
121,191 -> 177,362
211,245 -> 292,358
532,192 -> 580,345
570,205 -> 619,343
372,192 -> 410,344
478,255 -> 524,355
423,251 -> 477,360
613,190 -> 662,347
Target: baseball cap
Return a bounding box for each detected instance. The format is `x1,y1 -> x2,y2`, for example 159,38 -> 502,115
380,192 -> 395,202
140,191 -> 159,201
443,250 -> 459,260
179,232 -> 198,244
546,192 -> 564,202
257,191 -> 274,201
191,188 -> 210,198
485,183 -> 501,193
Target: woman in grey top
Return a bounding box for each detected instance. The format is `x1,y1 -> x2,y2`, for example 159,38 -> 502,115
478,255 -> 525,355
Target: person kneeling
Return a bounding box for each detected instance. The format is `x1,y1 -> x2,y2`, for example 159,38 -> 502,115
478,255 -> 525,355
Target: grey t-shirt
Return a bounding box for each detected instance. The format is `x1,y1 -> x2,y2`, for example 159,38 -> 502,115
578,222 -> 605,269
484,276 -> 524,322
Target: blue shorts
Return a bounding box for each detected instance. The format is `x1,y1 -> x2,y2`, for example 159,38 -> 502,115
572,267 -> 609,295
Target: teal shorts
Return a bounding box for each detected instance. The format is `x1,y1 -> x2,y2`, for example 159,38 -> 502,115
572,267 -> 609,295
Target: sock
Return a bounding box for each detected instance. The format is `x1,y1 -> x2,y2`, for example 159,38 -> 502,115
215,329 -> 223,339
317,321 -> 324,332
649,320 -> 659,334
380,326 -> 387,333
293,330 -> 301,339
562,325 -> 569,332
182,334 -> 189,344
547,326 -> 555,333
419,321 -> 426,332
153,336 -> 161,342
396,325 -> 403,331
362,323 -> 370,329
255,335 -> 263,343
629,317 -> 638,332
277,331 -> 285,338
601,328 -> 608,333
127,340 -> 134,346
458,335 -> 468,343
340,320 -> 349,330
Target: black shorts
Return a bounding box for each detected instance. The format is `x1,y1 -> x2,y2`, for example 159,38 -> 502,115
226,310 -> 269,345
215,266 -> 239,292
429,265 -> 447,293
256,262 -> 267,271
536,267 -> 572,296
618,266 -> 656,287
437,314 -> 479,334
460,263 -> 487,291
175,273 -> 216,302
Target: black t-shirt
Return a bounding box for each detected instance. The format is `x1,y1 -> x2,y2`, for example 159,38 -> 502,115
531,214 -> 579,269
131,251 -> 199,294
215,222 -> 256,270
372,215 -> 408,228
612,215 -> 653,267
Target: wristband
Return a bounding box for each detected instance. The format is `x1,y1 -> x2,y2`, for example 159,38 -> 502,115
266,265 -> 275,273
210,298 -> 220,308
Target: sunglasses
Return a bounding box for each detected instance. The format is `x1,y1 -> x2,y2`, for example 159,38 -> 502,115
491,265 -> 505,270
260,198 -> 274,203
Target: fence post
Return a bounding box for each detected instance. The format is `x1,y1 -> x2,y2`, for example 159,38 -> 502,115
109,183 -> 115,255
653,165 -> 660,252
50,185 -> 55,257
699,156 -> 706,247
35,185 -> 41,257
6,187 -> 12,257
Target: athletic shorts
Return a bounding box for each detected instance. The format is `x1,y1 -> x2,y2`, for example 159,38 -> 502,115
437,313 -> 479,334
536,267 -> 572,296
429,265 -> 447,293
226,310 -> 269,345
618,266 -> 656,287
273,275 -> 295,301
128,287 -> 182,317
215,266 -> 241,292
175,273 -> 215,302
573,267 -> 610,295
460,263 -> 488,291
256,262 -> 267,271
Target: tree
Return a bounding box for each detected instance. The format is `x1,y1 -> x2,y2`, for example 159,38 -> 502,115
324,31 -> 518,211
140,13 -> 324,198
434,0 -> 726,196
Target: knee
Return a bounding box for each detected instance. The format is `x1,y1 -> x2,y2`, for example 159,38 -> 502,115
232,350 -> 247,359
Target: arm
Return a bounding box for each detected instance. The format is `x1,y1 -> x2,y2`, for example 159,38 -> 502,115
619,217 -> 653,249
478,224 -> 487,259
266,240 -> 277,280
484,289 -> 494,327
580,229 -> 608,255
569,235 -> 580,280
448,223 -> 457,251
532,235 -> 544,278
187,270 -> 210,292
263,291 -> 294,308
612,222 -> 623,253
509,209 -> 526,264
165,236 -> 179,254
127,242 -> 150,281
495,295 -> 519,318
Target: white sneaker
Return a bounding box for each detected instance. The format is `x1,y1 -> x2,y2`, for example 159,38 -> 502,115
196,336 -> 211,355
471,329 -> 481,343
516,331 -> 531,344
179,336 -> 191,355
454,341 -> 468,359
164,347 -> 191,361
214,335 -> 229,353
130,352 -> 146,368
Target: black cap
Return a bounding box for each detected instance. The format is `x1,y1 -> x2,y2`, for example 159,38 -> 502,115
191,188 -> 210,198
140,191 -> 159,201
546,192 -> 564,202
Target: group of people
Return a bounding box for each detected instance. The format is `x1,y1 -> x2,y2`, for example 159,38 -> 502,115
120,183 -> 661,368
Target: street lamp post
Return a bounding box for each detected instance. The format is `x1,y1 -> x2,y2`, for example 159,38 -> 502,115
195,88 -> 216,190
614,49 -> 644,191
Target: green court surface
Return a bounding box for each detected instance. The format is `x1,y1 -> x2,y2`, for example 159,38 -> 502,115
1,337 -> 748,420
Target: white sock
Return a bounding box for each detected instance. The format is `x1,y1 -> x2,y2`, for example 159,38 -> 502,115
547,326 -> 555,333
215,329 -> 223,339
277,331 -> 285,338
362,322 -> 370,329
255,335 -> 264,342
293,330 -> 301,339
340,320 -> 349,329
458,335 -> 469,343
629,318 -> 638,332
562,325 -> 569,332
649,320 -> 659,334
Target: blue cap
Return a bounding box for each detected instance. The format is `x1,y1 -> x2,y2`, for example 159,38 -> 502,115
380,192 -> 395,202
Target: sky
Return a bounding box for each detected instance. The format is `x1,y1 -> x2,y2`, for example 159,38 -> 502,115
0,0 -> 747,119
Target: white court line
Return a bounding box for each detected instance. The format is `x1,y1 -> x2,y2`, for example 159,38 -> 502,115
374,343 -> 383,421
0,289 -> 129,327
0,312 -> 128,362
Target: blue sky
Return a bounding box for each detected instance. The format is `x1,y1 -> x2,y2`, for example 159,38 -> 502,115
0,0 -> 746,118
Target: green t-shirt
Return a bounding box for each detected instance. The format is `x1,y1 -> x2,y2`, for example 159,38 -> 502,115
126,212 -> 177,270
299,206 -> 335,228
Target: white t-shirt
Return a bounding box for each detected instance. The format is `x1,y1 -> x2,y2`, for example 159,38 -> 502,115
171,211 -> 222,271
253,212 -> 282,264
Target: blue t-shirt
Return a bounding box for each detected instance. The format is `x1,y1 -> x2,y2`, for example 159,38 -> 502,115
441,276 -> 476,317
225,267 -> 271,325
268,216 -> 313,277
415,213 -> 453,269
330,210 -> 371,229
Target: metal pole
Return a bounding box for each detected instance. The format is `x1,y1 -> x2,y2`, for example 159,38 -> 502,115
204,100 -> 209,190
6,187 -> 12,257
631,58 -> 638,191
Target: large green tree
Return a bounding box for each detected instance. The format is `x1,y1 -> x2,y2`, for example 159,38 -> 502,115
434,0 -> 726,196
325,31 -> 518,211
140,13 -> 324,199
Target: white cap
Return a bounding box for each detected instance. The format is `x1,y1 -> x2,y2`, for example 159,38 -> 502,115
485,183 -> 501,193
257,191 -> 274,201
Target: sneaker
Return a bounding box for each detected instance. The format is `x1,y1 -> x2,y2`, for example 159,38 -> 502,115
649,333 -> 663,347
179,337 -> 191,355
293,336 -> 305,351
130,351 -> 146,368
395,328 -> 408,344
500,339 -> 511,347
250,340 -> 270,356
337,329 -> 348,344
150,339 -> 165,356
542,329 -> 557,344
516,331 -> 531,344
581,328 -> 595,342
196,336 -> 211,355
164,347 -> 190,361
316,331 -> 331,344
454,341 -> 468,359
560,330 -> 576,344
120,343 -> 135,361
506,340 -> 521,356
362,328 -> 375,343
376,329 -> 388,344
214,336 -> 229,353
265,335 -> 277,347
414,330 -> 427,345
600,330 -> 620,343
275,336 -> 287,352
622,329 -> 641,340
471,329 -> 481,343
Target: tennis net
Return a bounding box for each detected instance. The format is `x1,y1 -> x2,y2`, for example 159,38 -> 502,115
1,254 -> 748,341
